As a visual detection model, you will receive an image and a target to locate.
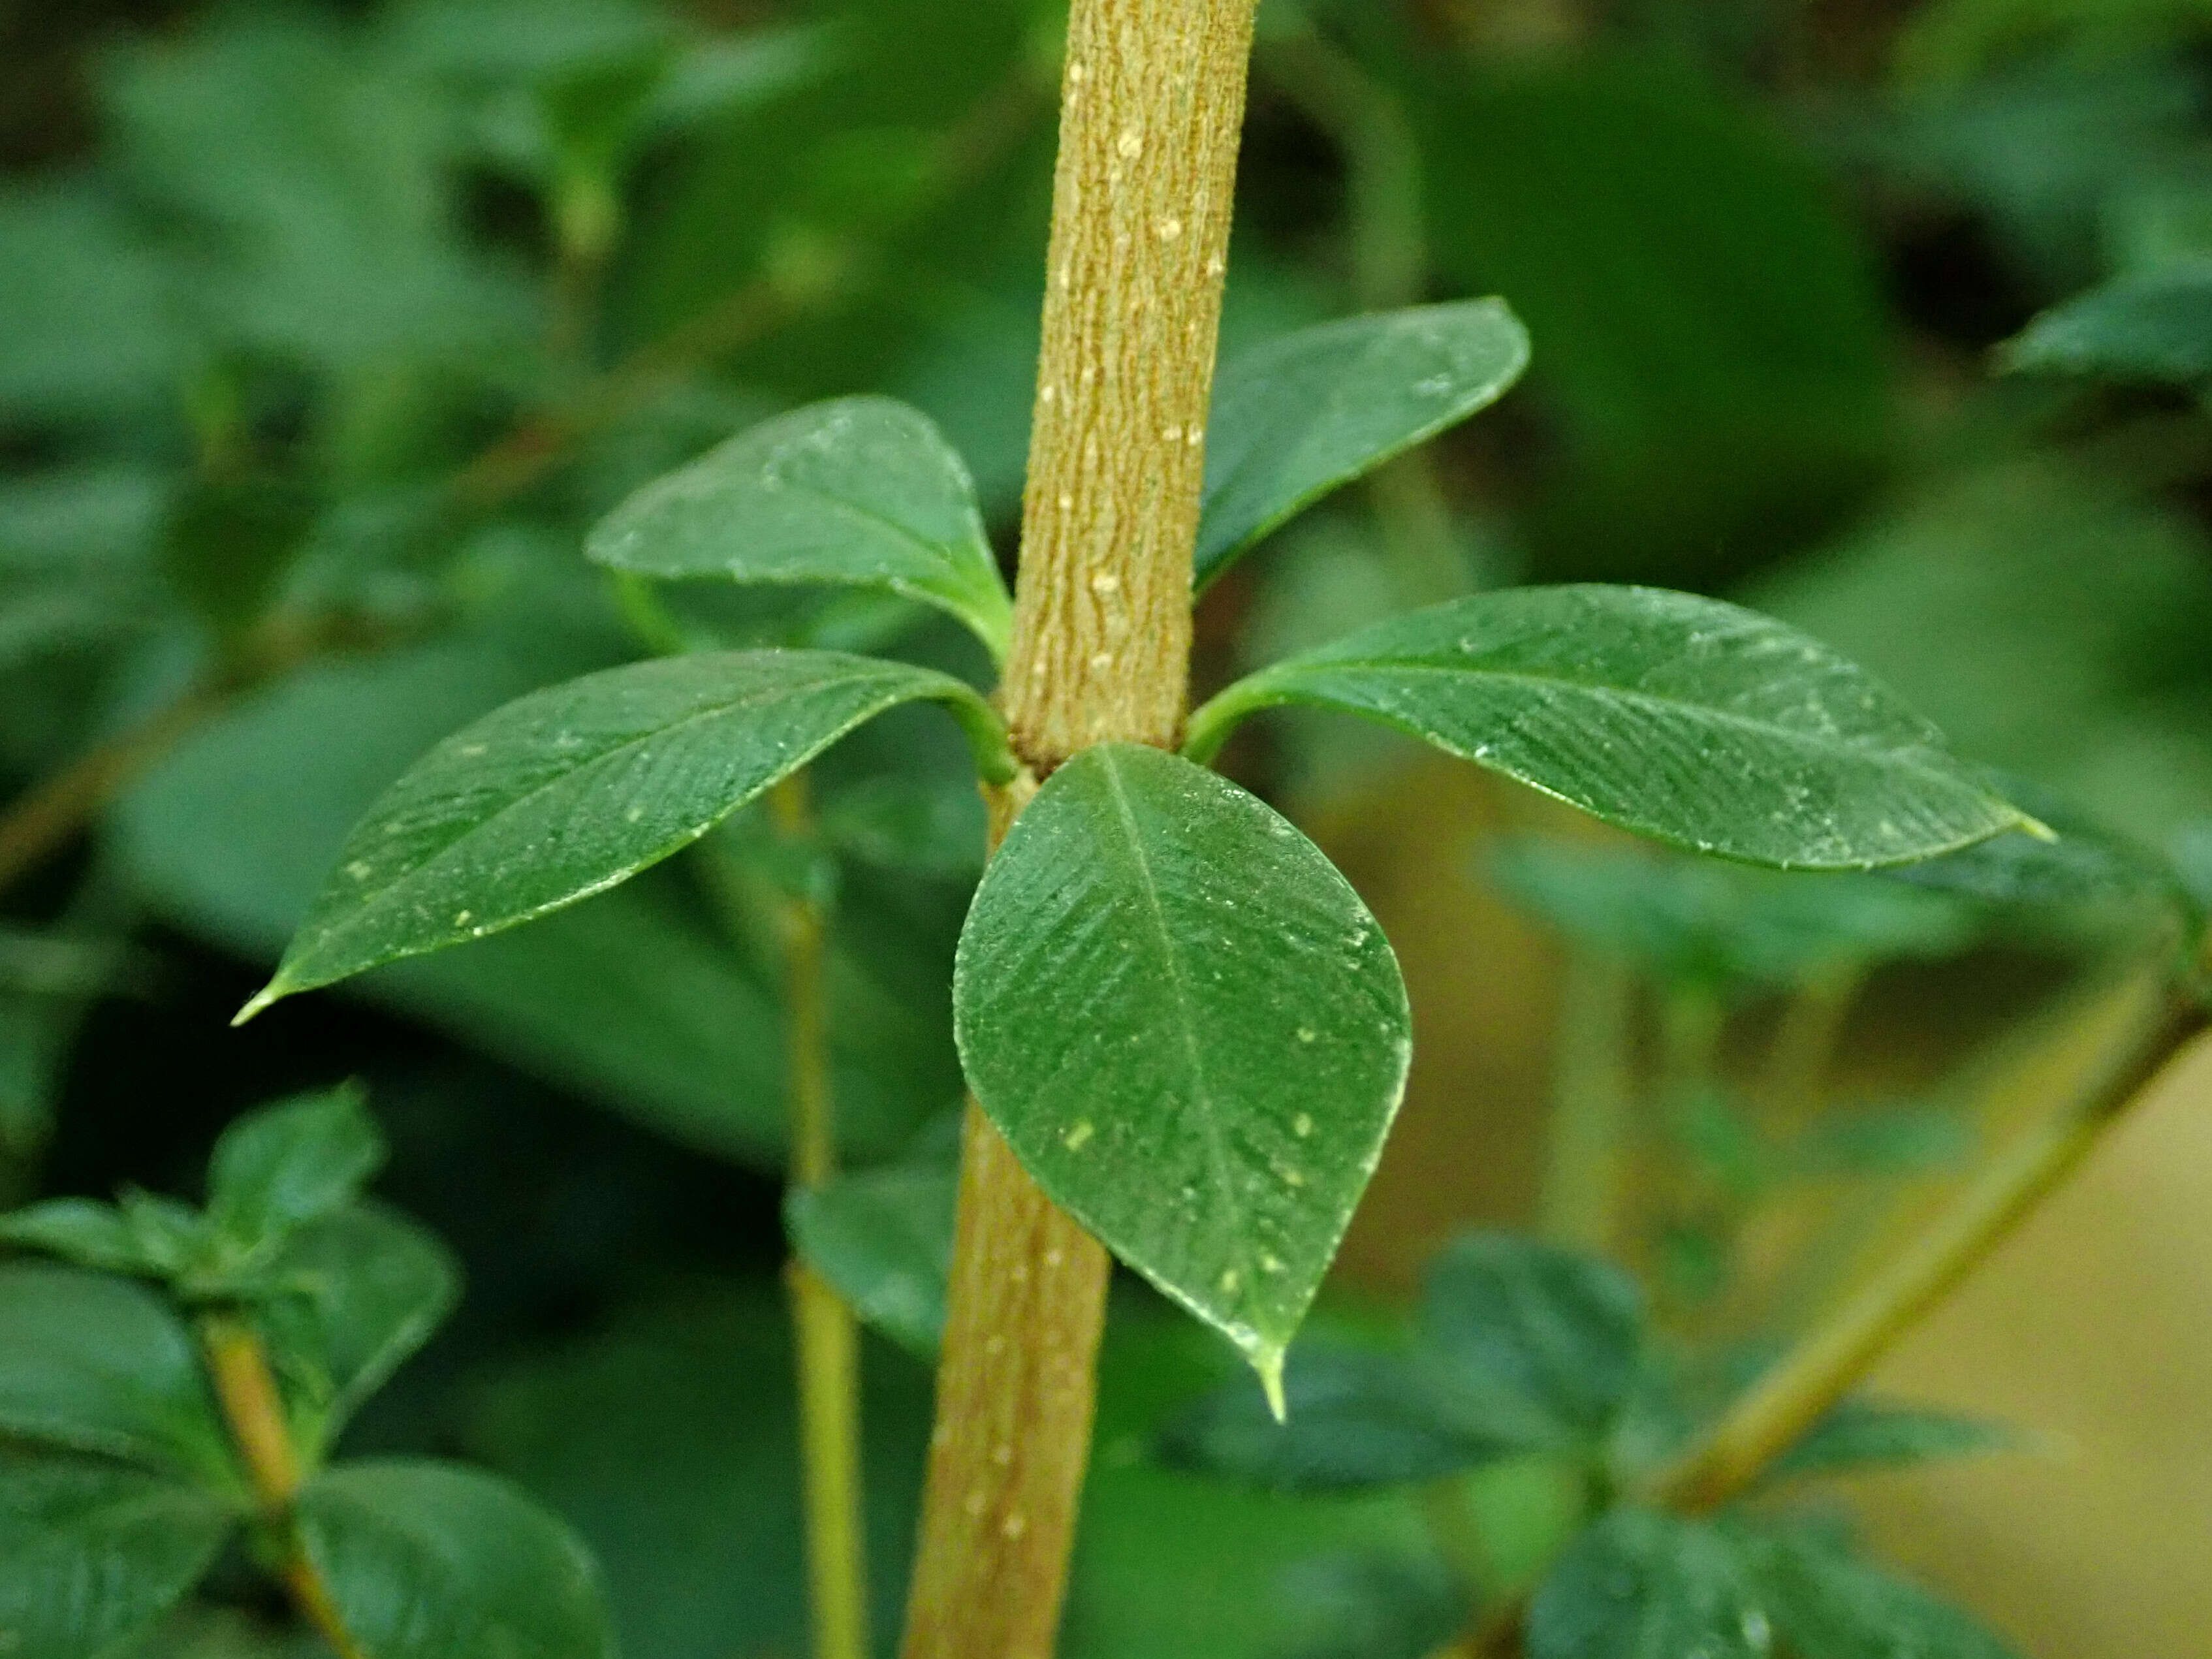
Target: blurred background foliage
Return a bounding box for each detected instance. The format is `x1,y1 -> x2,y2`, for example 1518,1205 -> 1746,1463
3,0 -> 2211,1654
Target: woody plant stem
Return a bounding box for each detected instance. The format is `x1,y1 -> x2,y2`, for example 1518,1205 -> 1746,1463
899,4 -> 1262,1656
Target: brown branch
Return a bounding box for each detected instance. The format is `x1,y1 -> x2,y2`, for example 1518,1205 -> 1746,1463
902,8 -> 1262,1653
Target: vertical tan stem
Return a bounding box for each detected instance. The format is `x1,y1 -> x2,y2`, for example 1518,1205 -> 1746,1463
1000,0 -> 1261,768
904,5 -> 1261,1656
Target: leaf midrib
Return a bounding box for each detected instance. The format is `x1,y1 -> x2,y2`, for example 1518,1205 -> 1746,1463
1094,752 -> 1254,1319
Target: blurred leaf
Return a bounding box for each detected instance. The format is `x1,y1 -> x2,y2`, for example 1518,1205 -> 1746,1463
1526,1508 -> 1765,1659
956,744 -> 1411,1403
1489,840 -> 1982,989
206,1084 -> 385,1248
1898,0 -> 2212,86
1999,260 -> 2212,383
1418,60 -> 1889,575
1888,778 -> 2192,940
0,1265 -> 232,1483
243,650 -> 1009,1018
114,1607 -> 326,1659
257,1201 -> 462,1449
1836,57 -> 2205,289
1190,587 -> 2027,870
1788,1104 -> 1976,1178
1417,1233 -> 1646,1455
161,477 -> 319,642
0,1198 -> 153,1276
460,1288 -> 932,1659
1264,1551 -> 1468,1659
295,1459 -> 614,1659
1158,1348 -> 1487,1494
1195,301 -> 1532,591
819,772 -> 988,876
1744,1523 -> 2021,1659
587,397 -> 1013,661
0,183 -> 187,425
1751,458 -> 2212,845
118,1193 -> 221,1283
0,1447 -> 238,1659
1765,1397 -> 2016,1485
785,1135 -> 956,1357
103,12 -> 532,372
0,993 -> 78,1161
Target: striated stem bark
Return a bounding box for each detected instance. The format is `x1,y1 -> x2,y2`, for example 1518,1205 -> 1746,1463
902,5 -> 1261,1656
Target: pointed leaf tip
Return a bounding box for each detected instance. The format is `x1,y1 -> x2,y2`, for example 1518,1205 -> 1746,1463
1258,1351 -> 1288,1425
231,983 -> 282,1027
955,746 -> 1410,1383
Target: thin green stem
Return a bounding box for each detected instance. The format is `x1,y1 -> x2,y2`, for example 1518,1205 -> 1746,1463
1653,980 -> 2208,1513
198,1314 -> 369,1659
768,774 -> 872,1659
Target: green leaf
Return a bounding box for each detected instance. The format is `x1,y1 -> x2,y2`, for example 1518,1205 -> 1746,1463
206,1084 -> 385,1247
955,744 -> 1411,1404
1158,1348 -> 1486,1494
296,1459 -> 614,1659
1261,1551 -> 1469,1659
240,650 -> 1011,1019
257,1203 -> 462,1449
1526,1508 -> 1765,1659
0,1198 -> 155,1276
1188,586 -> 2029,870
785,1141 -> 956,1357
1488,840 -> 1982,988
0,1447 -> 238,1659
161,475 -> 318,640
1194,302 -> 1531,590
586,398 -> 1014,661
0,1265 -> 232,1482
1765,1397 -> 2015,1485
1998,262 -> 2212,385
1745,1524 -> 2020,1659
1417,1233 -> 1645,1455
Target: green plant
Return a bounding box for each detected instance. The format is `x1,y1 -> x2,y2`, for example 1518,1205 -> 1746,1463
7,2 -> 2212,1658
0,1085 -> 612,1659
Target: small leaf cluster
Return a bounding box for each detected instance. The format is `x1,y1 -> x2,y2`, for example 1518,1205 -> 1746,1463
0,1086 -> 612,1659
234,287 -> 2038,1400
1164,1231 -> 2019,1659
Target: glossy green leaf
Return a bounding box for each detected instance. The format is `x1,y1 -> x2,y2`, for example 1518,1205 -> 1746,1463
1188,586 -> 2030,870
1194,302 -> 1531,590
1745,1525 -> 2020,1659
257,1203 -> 463,1447
1158,1348 -> 1485,1494
0,1266 -> 232,1482
295,1459 -> 614,1659
586,398 -> 1013,660
240,650 -> 1011,1019
955,744 -> 1411,1404
785,1146 -> 956,1358
0,1198 -> 155,1276
1526,1508 -> 1765,1659
1998,263 -> 2212,385
207,1084 -> 385,1247
0,1447 -> 238,1659
1417,1233 -> 1645,1455
1765,1397 -> 2015,1485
